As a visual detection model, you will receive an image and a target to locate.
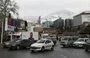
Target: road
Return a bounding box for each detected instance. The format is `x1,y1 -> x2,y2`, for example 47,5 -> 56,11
0,44 -> 90,58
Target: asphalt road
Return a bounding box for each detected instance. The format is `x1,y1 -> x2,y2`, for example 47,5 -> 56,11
0,44 -> 90,58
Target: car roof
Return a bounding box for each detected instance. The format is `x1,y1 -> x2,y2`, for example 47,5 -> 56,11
78,38 -> 89,40
41,38 -> 51,41
79,38 -> 89,39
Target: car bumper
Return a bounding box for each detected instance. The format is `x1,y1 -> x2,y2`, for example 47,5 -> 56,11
3,44 -> 10,48
60,41 -> 67,45
8,45 -> 17,49
73,44 -> 84,47
85,45 -> 90,49
30,47 -> 41,51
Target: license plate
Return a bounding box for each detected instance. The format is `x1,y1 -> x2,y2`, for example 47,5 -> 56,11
79,45 -> 83,47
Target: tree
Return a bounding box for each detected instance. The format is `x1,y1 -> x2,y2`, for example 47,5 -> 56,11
80,24 -> 90,34
0,0 -> 19,44
0,0 -> 18,16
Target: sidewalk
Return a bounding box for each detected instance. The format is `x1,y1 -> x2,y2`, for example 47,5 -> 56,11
0,44 -> 3,48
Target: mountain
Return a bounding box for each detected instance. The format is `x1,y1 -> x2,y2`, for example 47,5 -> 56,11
42,10 -> 74,21
23,16 -> 39,23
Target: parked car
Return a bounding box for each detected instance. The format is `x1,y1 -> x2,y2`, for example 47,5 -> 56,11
73,38 -> 89,48
8,39 -> 34,50
48,37 -> 57,46
3,41 -> 13,48
60,36 -> 78,47
3,39 -> 20,48
85,39 -> 90,52
30,39 -> 54,52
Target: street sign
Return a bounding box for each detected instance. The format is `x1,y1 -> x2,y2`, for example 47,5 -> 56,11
7,25 -> 15,31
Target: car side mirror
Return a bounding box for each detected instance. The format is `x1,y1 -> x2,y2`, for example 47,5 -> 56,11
45,42 -> 48,44
85,40 -> 87,42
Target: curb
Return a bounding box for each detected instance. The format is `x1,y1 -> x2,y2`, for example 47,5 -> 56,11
0,44 -> 3,48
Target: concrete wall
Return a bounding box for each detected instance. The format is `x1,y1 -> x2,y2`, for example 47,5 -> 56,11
30,26 -> 39,40
21,23 -> 39,40
82,15 -> 90,23
73,15 -> 82,26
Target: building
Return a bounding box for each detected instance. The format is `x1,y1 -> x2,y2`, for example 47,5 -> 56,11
42,21 -> 53,28
42,28 -> 57,35
65,19 -> 73,29
28,22 -> 41,40
73,11 -> 90,27
53,18 -> 64,29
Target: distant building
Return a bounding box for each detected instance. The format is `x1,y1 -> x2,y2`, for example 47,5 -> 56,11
42,28 -> 57,35
53,18 -> 64,29
73,11 -> 90,27
42,21 -> 53,28
65,19 -> 73,29
38,16 -> 41,25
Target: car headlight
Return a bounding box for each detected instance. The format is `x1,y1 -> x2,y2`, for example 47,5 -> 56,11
73,43 -> 78,45
5,43 -> 10,45
12,44 -> 16,46
38,45 -> 43,47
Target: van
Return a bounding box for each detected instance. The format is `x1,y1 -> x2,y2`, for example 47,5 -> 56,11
60,36 -> 78,47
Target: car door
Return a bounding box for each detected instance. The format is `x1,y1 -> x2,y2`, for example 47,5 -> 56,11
45,40 -> 52,49
86,39 -> 90,49
68,38 -> 73,45
20,40 -> 27,47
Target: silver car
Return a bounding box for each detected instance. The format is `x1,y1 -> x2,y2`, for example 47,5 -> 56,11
73,38 -> 89,48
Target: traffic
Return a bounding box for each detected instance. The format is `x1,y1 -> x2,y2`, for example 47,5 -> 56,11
2,35 -> 90,53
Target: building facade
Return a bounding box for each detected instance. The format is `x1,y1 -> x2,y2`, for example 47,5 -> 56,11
53,18 -> 64,29
42,21 -> 53,28
73,11 -> 90,27
65,19 -> 73,29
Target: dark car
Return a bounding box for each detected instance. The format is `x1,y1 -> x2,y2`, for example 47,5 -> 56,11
3,39 -> 20,48
8,39 -> 34,50
85,39 -> 90,52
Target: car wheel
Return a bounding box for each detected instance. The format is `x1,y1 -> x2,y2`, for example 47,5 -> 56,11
16,46 -> 20,50
31,50 -> 34,53
8,47 -> 12,50
85,48 -> 88,52
3,45 -> 7,48
51,45 -> 54,51
41,47 -> 45,51
63,45 -> 66,47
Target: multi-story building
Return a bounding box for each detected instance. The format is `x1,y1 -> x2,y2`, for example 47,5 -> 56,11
42,21 -> 53,28
65,19 -> 73,29
53,18 -> 64,29
73,11 -> 90,27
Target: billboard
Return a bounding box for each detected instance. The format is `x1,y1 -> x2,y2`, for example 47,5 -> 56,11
33,27 -> 43,32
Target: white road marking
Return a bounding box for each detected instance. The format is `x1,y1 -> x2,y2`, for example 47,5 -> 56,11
60,55 -> 69,58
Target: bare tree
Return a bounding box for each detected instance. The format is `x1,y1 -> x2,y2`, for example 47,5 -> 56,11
0,0 -> 19,44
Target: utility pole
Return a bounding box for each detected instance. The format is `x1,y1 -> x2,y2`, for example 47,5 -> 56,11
1,18 -> 4,44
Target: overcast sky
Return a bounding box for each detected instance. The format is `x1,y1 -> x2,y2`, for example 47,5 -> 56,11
15,0 -> 90,18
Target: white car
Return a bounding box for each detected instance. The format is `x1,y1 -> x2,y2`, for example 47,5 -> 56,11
73,38 -> 89,48
30,39 -> 54,52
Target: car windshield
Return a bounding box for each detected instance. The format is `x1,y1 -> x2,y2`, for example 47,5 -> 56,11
87,39 -> 90,43
15,39 -> 21,43
62,38 -> 68,40
77,38 -> 85,41
37,40 -> 46,43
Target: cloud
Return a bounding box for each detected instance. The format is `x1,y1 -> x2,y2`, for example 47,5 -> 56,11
15,0 -> 90,18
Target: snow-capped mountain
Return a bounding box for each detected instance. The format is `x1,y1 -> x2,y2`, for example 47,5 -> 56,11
42,10 -> 74,21
23,16 -> 39,23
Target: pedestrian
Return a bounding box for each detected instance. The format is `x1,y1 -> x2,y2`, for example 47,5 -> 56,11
28,32 -> 34,43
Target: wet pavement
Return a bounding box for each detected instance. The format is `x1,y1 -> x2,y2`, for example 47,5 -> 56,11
0,44 -> 90,58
